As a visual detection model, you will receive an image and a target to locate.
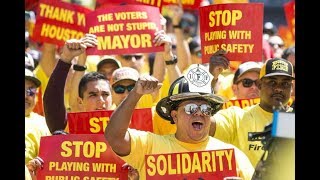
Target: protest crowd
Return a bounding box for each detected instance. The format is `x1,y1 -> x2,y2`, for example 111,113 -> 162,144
25,0 -> 295,179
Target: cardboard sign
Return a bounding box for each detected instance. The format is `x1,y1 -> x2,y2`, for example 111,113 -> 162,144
278,25 -> 295,47
67,108 -> 153,134
283,0 -> 295,38
145,149 -> 237,179
32,0 -> 92,46
222,97 -> 294,110
222,98 -> 260,109
199,3 -> 263,63
214,0 -> 248,4
161,0 -> 202,10
37,134 -> 127,179
85,4 -> 163,55
96,0 -> 162,8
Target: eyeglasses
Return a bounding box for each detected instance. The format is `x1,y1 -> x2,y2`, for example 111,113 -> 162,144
236,78 -> 259,88
113,84 -> 135,94
25,88 -> 37,96
183,103 -> 213,116
122,55 -> 143,60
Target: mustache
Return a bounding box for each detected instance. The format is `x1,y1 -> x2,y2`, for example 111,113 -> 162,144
271,93 -> 285,98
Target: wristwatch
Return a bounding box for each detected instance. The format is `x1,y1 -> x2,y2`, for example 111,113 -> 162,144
73,64 -> 87,71
165,55 -> 178,65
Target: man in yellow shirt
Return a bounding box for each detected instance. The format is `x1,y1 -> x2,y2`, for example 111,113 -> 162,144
105,64 -> 254,180
212,58 -> 295,168
25,68 -> 51,164
43,34 -> 113,133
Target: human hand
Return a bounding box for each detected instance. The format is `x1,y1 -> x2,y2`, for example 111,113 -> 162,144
166,3 -> 183,26
209,50 -> 230,79
26,156 -> 44,177
134,75 -> 162,95
122,163 -> 140,180
60,33 -> 97,63
154,30 -> 174,60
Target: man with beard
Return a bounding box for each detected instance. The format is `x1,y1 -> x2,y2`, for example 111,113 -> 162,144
211,57 -> 295,168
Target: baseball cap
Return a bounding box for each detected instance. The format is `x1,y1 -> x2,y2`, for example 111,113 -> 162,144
110,67 -> 139,86
25,68 -> 41,87
259,58 -> 295,79
97,55 -> 121,71
233,61 -> 262,84
156,64 -> 227,123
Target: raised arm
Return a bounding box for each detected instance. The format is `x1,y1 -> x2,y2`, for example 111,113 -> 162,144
167,4 -> 192,72
44,34 -> 97,133
105,75 -> 162,156
68,52 -> 87,112
154,29 -> 181,84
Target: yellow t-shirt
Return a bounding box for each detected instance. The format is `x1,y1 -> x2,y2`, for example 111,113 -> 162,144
25,113 -> 51,163
214,104 -> 293,167
120,129 -> 254,180
216,73 -> 235,100
150,72 -> 177,135
151,106 -> 177,135
159,73 -> 171,100
25,112 -> 51,136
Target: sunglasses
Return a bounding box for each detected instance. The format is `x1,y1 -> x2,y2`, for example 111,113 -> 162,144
183,103 -> 213,116
25,88 -> 37,96
236,78 -> 259,88
113,84 -> 135,94
122,55 -> 143,60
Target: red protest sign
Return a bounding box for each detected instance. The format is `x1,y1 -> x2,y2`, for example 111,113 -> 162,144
199,3 -> 263,63
222,98 -> 260,109
67,108 -> 153,134
214,0 -> 248,4
32,0 -> 92,46
85,4 -> 163,55
145,149 -> 237,179
37,134 -> 127,179
161,0 -> 202,10
283,0 -> 295,38
97,0 -> 162,8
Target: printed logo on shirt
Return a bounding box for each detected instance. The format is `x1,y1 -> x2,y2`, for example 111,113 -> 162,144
248,132 -> 266,151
